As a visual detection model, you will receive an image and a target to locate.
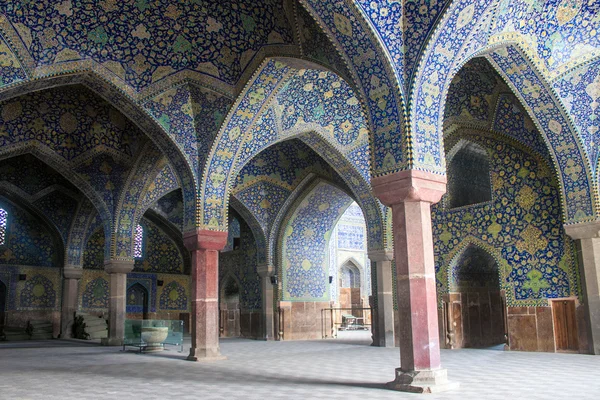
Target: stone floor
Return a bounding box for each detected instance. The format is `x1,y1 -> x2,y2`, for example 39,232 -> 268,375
0,334 -> 599,399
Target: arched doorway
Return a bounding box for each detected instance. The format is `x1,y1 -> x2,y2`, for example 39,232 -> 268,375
446,245 -> 506,349
127,283 -> 149,320
339,262 -> 361,310
220,276 -> 241,338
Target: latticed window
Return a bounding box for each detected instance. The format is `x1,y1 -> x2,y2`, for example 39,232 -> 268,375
0,208 -> 7,245
134,224 -> 143,258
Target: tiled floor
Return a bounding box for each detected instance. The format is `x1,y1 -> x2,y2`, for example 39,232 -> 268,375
0,335 -> 599,399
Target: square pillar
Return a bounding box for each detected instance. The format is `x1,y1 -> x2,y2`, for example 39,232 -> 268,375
60,266 -> 83,338
368,250 -> 395,348
102,259 -> 134,346
373,170 -> 459,393
565,221 -> 600,355
184,229 -> 228,361
257,263 -> 275,341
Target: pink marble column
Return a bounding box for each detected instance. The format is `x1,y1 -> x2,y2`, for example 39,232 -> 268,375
372,170 -> 458,393
368,250 -> 395,348
60,266 -> 82,338
565,221 -> 600,355
257,263 -> 275,341
102,259 -> 134,346
184,229 -> 228,361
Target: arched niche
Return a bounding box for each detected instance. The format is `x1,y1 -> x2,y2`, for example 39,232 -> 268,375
219,274 -> 241,338
446,245 -> 505,349
446,141 -> 492,209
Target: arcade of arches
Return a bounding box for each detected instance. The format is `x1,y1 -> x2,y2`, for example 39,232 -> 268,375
0,0 -> 599,394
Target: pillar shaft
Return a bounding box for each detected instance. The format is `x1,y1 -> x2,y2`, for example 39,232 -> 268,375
369,251 -> 394,348
184,229 -> 228,361
258,264 -> 275,341
392,199 -> 440,370
60,266 -> 82,338
103,260 -> 134,346
373,170 -> 458,392
565,221 -> 600,355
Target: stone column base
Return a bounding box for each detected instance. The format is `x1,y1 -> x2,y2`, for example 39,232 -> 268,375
386,368 -> 459,393
187,348 -> 227,362
101,337 -> 123,346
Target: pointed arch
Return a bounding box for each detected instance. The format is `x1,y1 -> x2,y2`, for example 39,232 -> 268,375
200,59 -> 386,251
440,237 -> 508,299
0,74 -> 198,232
276,178 -> 354,302
0,193 -> 65,268
297,1 -> 408,175
112,143 -> 164,260
229,196 -> 267,265
410,0 -> 597,223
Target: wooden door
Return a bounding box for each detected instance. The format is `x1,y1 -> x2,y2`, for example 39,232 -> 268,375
552,300 -> 578,351
451,301 -> 463,348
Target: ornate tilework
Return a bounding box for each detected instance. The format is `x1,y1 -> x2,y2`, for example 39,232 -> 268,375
553,58 -> 600,176
140,163 -> 179,212
300,0 -> 407,176
337,225 -> 365,250
492,0 -> 600,77
133,219 -> 184,274
0,85 -> 145,162
0,0 -> 293,90
81,276 -> 109,310
488,45 -> 595,222
296,4 -> 353,85
280,181 -> 352,301
19,273 -> 56,309
0,34 -> 26,88
159,280 -> 188,311
410,0 -> 495,174
151,190 -> 184,231
126,273 -> 157,313
113,144 -> 162,258
83,228 -> 104,270
33,190 -> 78,244
66,199 -> 96,267
434,132 -> 580,306
0,201 -> 57,268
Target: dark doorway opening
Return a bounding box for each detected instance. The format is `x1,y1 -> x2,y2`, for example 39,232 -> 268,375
127,283 -> 149,320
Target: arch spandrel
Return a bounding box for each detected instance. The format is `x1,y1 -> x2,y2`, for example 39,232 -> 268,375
201,59 -> 387,251
486,45 -> 597,223
298,1 -> 408,176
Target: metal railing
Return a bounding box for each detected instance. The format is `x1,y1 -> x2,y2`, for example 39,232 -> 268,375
321,307 -> 372,339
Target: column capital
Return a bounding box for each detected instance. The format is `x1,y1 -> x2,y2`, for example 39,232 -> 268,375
257,263 -> 275,278
564,220 -> 600,240
63,265 -> 83,279
372,170 -> 446,207
368,249 -> 394,262
184,229 -> 228,251
104,259 -> 134,274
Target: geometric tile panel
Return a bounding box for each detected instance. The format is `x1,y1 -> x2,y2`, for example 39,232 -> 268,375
488,45 -> 595,222
492,0 -> 600,76
434,133 -> 580,306
1,0 -> 293,90
300,0 -> 407,176
553,58 -> 600,176
281,181 -> 352,301
0,201 -> 57,268
410,0 -> 495,174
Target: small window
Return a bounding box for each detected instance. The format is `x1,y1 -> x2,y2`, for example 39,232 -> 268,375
0,208 -> 7,245
133,224 -> 144,258
447,141 -> 492,209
